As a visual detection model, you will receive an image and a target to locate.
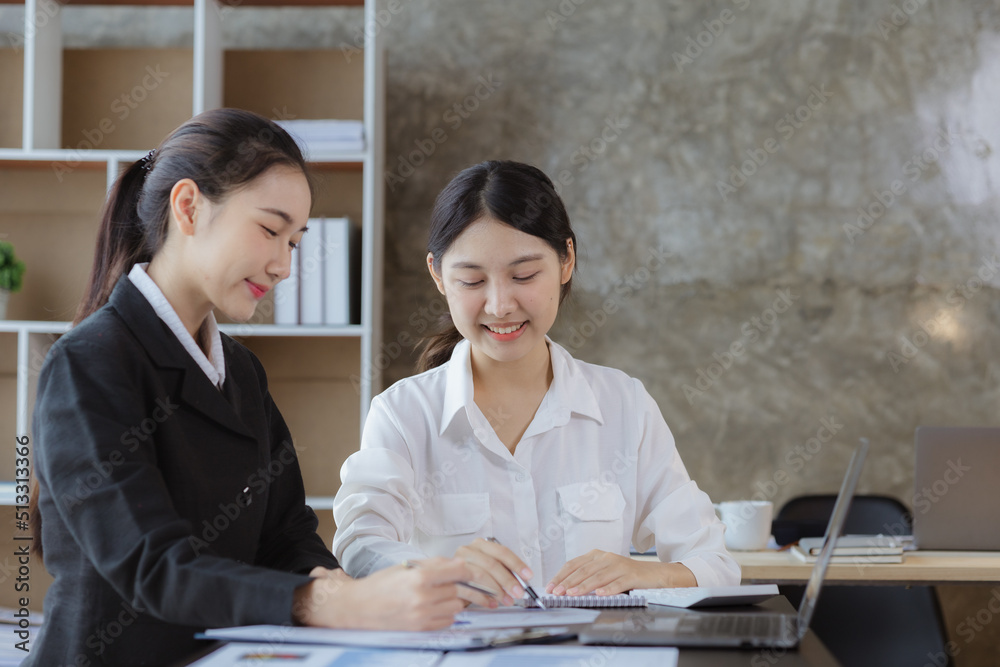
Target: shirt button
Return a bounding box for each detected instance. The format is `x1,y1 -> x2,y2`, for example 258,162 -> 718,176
515,472 -> 528,483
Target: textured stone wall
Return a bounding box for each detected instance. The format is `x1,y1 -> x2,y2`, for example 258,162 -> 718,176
384,6 -> 1000,662
379,0 -> 1000,513
381,5 -> 1000,663
3,1 -> 999,662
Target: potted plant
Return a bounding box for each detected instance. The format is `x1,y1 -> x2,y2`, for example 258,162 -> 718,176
0,240 -> 26,320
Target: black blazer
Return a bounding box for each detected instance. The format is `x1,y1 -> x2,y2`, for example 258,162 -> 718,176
26,276 -> 338,666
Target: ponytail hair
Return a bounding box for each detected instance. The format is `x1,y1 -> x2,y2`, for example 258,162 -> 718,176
416,160 -> 577,372
31,109 -> 310,555
74,107 -> 311,324
416,320 -> 465,373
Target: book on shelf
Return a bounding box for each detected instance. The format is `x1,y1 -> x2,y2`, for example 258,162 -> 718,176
275,217 -> 358,327
276,119 -> 365,155
322,218 -> 354,326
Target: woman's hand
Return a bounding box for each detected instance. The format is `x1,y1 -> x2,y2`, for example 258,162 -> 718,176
454,537 -> 534,607
546,550 -> 696,596
294,557 -> 470,631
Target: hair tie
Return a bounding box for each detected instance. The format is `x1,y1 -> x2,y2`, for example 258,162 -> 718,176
140,149 -> 156,172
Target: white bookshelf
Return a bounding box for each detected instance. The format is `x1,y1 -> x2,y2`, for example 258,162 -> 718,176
0,0 -> 384,535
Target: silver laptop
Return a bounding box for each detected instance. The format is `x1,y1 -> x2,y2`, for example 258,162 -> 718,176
913,426 -> 1000,550
580,439 -> 869,648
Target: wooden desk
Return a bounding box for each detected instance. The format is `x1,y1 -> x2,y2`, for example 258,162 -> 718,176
732,550 -> 1000,586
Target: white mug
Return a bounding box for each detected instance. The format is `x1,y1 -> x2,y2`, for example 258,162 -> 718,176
714,500 -> 773,551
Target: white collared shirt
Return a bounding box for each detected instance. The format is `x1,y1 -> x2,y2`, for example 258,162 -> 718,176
333,338 -> 740,588
128,263 -> 226,390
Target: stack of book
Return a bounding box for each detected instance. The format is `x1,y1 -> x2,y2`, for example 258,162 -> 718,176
276,119 -> 365,155
274,217 -> 358,326
790,535 -> 905,564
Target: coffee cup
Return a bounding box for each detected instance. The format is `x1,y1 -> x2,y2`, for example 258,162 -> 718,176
714,500 -> 773,551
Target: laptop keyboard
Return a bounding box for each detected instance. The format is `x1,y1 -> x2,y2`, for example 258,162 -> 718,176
677,613 -> 793,639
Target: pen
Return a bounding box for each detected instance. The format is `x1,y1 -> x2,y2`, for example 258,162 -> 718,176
401,560 -> 498,598
486,537 -> 546,610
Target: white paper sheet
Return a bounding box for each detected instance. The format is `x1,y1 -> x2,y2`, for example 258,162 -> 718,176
189,644 -> 442,667
438,645 -> 678,667
454,608 -> 599,629
202,624 -> 571,651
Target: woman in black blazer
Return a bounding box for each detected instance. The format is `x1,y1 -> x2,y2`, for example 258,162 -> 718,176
26,109 -> 470,666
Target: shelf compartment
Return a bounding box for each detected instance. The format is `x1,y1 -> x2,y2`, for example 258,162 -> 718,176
24,331 -> 61,438
62,48 -> 194,151
224,49 -> 364,123
0,164 -> 107,322
0,518 -> 51,612
312,165 -> 364,226
0,47 -> 23,148
0,333 -> 16,481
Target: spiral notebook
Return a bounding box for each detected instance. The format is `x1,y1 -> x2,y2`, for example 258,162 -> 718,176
527,594 -> 647,608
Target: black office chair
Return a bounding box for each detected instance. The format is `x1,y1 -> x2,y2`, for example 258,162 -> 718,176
775,495 -> 952,667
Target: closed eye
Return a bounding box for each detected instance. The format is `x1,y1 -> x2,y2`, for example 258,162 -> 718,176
458,280 -> 483,288
514,272 -> 539,282
262,226 -> 278,237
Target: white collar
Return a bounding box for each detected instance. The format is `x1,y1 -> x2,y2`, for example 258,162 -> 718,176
439,337 -> 603,437
128,263 -> 226,390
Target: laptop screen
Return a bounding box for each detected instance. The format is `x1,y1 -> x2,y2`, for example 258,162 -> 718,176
795,439 -> 870,636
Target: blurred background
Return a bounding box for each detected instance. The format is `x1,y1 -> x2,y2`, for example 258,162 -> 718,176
1,1 -> 998,663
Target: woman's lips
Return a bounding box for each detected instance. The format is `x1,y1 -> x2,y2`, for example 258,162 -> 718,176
482,321 -> 527,341
246,280 -> 269,299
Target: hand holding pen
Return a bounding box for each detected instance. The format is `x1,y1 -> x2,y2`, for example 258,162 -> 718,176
486,537 -> 546,609
451,536 -> 546,609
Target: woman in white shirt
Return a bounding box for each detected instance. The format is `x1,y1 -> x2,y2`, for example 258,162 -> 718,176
334,160 -> 739,606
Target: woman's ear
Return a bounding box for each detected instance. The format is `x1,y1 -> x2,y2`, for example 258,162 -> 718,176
427,252 -> 446,295
560,238 -> 576,284
168,179 -> 203,238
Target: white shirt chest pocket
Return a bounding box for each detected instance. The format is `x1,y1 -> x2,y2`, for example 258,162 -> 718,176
557,482 -> 627,560
414,492 -> 493,557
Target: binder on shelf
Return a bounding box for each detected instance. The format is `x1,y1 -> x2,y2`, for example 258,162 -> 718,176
322,217 -> 357,326
285,217 -> 358,327
273,245 -> 299,326
299,220 -> 325,325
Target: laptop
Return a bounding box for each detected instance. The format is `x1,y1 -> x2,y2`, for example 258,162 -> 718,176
913,426 -> 1000,550
580,439 -> 870,648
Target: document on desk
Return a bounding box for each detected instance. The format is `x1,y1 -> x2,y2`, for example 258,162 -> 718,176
202,623 -> 574,651
189,644 -> 443,666
455,607 -> 599,629
438,645 -> 678,667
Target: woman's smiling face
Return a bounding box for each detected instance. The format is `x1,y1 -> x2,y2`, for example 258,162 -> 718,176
428,217 -> 574,365
188,165 -> 311,323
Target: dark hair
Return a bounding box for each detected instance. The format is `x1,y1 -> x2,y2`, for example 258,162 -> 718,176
74,107 -> 312,324
416,160 -> 576,372
31,108 -> 311,555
